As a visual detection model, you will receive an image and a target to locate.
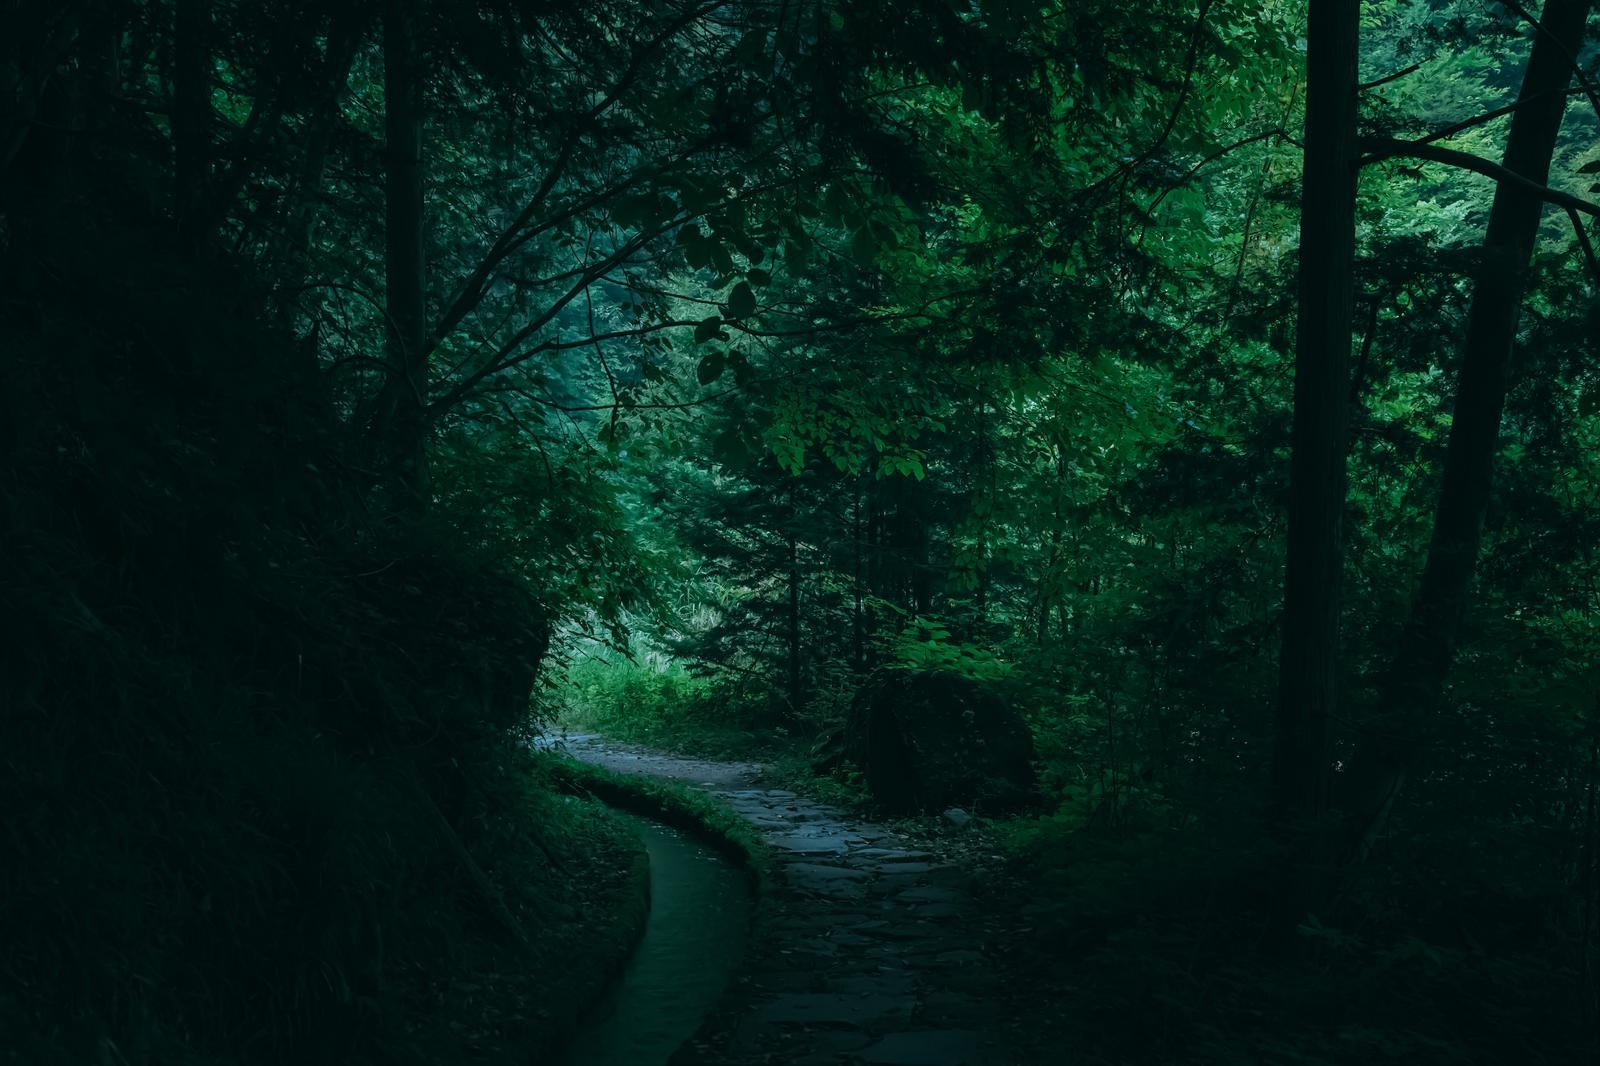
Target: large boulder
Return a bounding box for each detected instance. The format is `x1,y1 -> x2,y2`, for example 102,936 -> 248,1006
844,669 -> 1036,815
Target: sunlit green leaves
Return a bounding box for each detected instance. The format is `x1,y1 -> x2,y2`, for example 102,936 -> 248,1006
876,448 -> 926,481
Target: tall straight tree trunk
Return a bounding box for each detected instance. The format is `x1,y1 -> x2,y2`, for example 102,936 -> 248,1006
282,15 -> 364,284
786,479 -> 802,716
1269,0 -> 1360,932
1581,707 -> 1600,1035
1036,530 -> 1057,648
378,0 -> 429,500
82,2 -> 124,100
1343,0 -> 1593,857
1037,445 -> 1067,648
172,0 -> 210,243
974,393 -> 991,619
57,4 -> 123,170
853,474 -> 865,674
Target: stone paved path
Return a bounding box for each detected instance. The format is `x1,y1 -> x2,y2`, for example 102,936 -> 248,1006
555,735 -> 1017,1066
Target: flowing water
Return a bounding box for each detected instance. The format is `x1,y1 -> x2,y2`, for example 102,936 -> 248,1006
562,816 -> 751,1066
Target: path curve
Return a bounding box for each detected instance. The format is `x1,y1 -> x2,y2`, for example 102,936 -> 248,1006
557,735 -> 1015,1066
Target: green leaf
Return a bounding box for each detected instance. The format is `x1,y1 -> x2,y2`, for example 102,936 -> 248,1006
694,316 -> 723,343
785,237 -> 811,269
679,228 -> 712,269
727,281 -> 757,318
1578,158 -> 1600,174
697,351 -> 726,385
747,267 -> 771,287
678,177 -> 719,214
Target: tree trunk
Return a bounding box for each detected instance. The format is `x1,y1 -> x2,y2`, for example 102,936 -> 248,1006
1342,0 -> 1593,858
1580,711 -> 1599,1039
378,0 -> 429,500
853,474 -> 865,674
1037,444 -> 1068,647
281,14 -> 364,284
974,393 -> 990,619
200,12 -> 307,242
1036,530 -> 1058,648
787,480 -> 803,715
81,2 -> 124,100
1268,0 -> 1360,935
172,0 -> 210,244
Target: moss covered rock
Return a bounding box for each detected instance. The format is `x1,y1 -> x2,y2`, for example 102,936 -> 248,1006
844,669 -> 1036,815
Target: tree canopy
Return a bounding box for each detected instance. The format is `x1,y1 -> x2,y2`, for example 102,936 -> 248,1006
4,0 -> 1600,1062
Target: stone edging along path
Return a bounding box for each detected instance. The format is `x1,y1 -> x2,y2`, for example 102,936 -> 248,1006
559,736 -> 1016,1066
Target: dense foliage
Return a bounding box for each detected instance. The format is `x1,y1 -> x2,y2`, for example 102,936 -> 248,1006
5,0 -> 1599,1062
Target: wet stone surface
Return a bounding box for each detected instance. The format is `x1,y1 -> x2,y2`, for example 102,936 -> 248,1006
558,735 -> 1014,1065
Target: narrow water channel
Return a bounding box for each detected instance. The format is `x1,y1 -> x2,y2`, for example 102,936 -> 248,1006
562,816 -> 751,1066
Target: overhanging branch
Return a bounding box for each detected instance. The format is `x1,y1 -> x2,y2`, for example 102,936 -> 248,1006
1359,136 -> 1600,218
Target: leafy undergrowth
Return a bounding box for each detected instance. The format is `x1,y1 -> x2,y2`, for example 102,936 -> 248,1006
760,752 -> 870,810
552,659 -> 776,754
550,659 -> 869,809
986,809 -> 1593,1066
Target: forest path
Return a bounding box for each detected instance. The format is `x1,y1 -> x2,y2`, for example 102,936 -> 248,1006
558,735 -> 1016,1066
